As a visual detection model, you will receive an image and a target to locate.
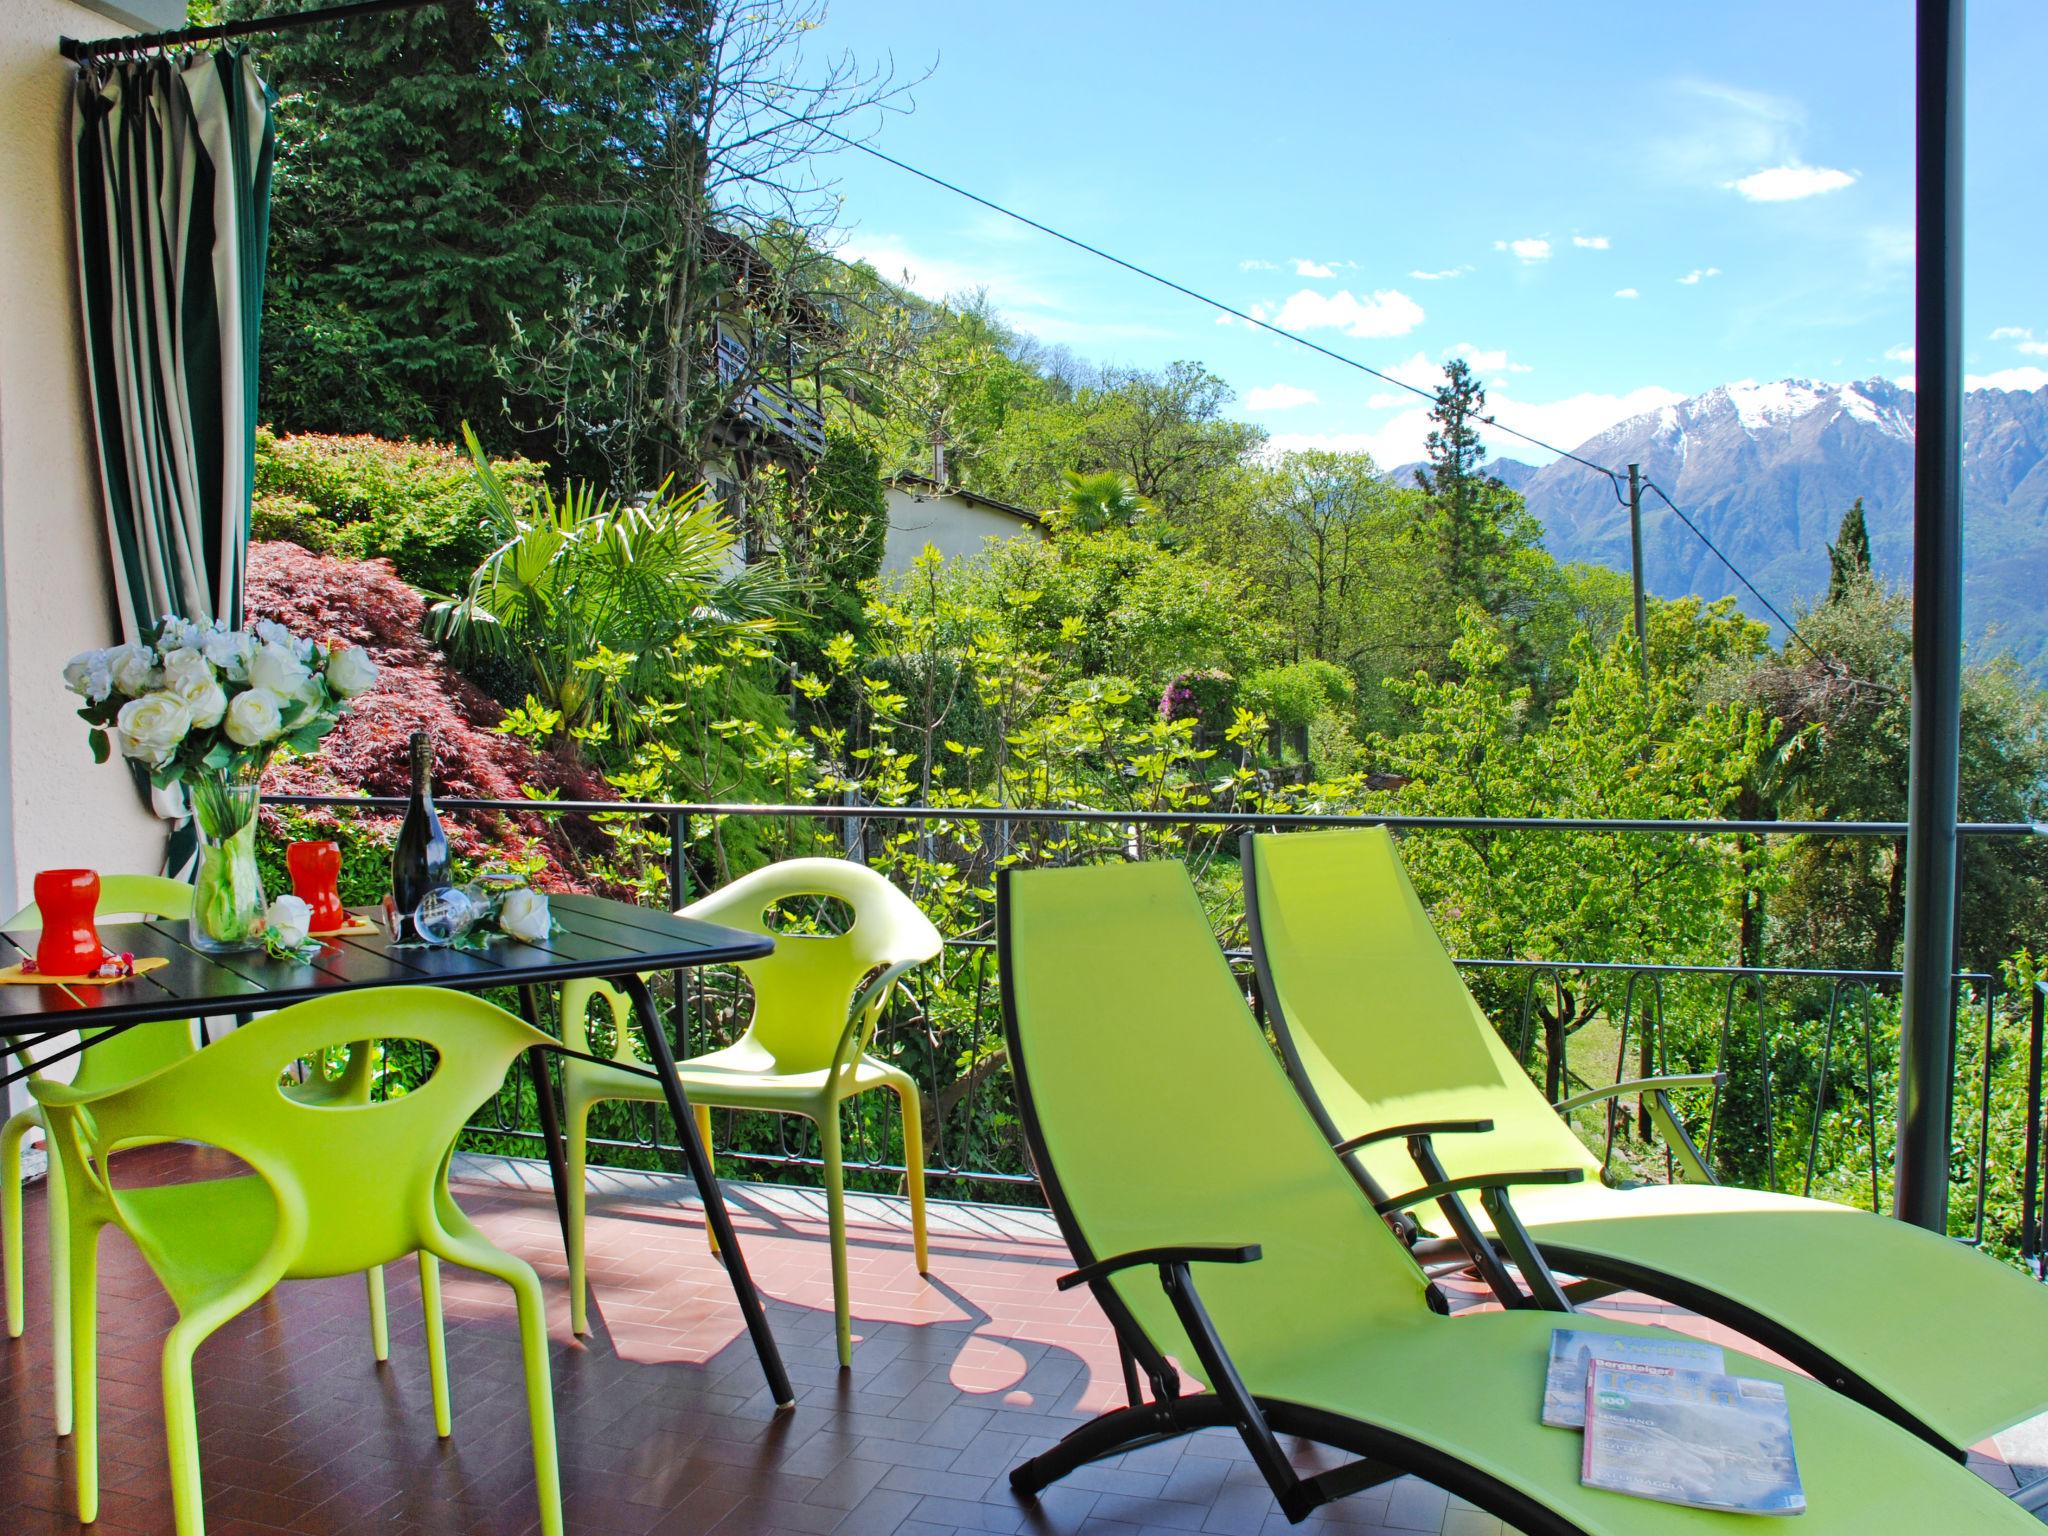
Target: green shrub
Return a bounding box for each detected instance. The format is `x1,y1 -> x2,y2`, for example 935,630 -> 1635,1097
252,428 -> 544,595
1241,659 -> 1354,728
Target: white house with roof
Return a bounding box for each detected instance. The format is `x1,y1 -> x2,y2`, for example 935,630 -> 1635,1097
881,474 -> 1046,577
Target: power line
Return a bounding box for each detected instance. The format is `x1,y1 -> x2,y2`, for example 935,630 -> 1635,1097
1639,479 -> 1823,661
786,110 -> 1628,499
779,103 -> 1833,640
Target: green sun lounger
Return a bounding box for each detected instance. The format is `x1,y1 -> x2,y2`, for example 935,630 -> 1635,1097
998,859 -> 2035,1531
1243,824 -> 2048,1465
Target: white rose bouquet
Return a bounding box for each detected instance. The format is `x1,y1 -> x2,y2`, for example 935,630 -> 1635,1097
65,615 -> 379,951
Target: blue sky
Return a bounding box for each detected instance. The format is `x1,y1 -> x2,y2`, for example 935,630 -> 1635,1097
807,0 -> 2044,467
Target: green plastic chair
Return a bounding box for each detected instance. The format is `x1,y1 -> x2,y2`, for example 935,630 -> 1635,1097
3,877 -> 383,1439
1242,825 -> 2048,1459
31,986 -> 564,1536
559,857 -> 940,1364
999,858 -> 2040,1532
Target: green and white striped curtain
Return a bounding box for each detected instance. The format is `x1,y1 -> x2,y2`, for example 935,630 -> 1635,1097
72,48 -> 274,637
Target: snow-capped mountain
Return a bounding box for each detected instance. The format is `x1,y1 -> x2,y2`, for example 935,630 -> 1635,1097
1500,378 -> 2048,670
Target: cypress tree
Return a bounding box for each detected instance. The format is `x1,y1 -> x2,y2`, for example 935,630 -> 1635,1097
1827,498 -> 1873,602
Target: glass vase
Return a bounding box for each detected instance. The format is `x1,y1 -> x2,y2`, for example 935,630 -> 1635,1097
188,765 -> 266,954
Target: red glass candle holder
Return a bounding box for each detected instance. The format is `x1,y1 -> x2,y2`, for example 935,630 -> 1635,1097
287,840 -> 347,934
33,869 -> 102,977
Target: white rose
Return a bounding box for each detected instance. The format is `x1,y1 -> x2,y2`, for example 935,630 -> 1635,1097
326,645 -> 378,698
63,648 -> 114,702
185,680 -> 228,730
254,619 -> 297,650
160,647 -> 215,693
107,642 -> 159,697
160,650 -> 227,726
264,894 -> 312,949
248,640 -> 314,700
223,687 -> 285,747
114,691 -> 193,765
200,627 -> 255,681
497,888 -> 552,944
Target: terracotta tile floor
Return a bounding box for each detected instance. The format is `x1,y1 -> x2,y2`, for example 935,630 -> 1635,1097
0,1144 -> 2035,1534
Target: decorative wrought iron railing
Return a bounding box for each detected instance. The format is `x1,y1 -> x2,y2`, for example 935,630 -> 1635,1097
265,794 -> 2048,1271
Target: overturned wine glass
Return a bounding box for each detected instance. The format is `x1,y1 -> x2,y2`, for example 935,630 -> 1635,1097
412,884 -> 480,948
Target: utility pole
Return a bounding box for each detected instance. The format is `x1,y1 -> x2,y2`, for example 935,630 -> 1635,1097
1895,0 -> 1966,1234
1627,463 -> 1648,677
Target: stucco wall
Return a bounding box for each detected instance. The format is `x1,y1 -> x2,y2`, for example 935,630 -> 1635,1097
881,486 -> 1044,578
0,0 -> 161,922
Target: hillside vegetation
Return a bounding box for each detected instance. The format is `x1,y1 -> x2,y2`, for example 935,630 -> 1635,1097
232,0 -> 2048,1245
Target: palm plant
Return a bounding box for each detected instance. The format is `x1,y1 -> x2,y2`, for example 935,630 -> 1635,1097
430,427 -> 789,747
1051,469 -> 1156,534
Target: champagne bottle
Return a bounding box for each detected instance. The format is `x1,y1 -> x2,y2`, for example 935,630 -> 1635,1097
389,730 -> 451,943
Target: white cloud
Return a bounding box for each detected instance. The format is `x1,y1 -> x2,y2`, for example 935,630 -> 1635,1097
1271,287 -> 1426,338
1967,367 -> 2048,393
1884,343 -> 1916,364
1268,413 -> 1435,471
1364,351 -> 1446,408
1239,258 -> 1279,271
834,233 -> 1056,311
1988,327 -> 2048,356
1244,383 -> 1320,411
1273,382 -> 1685,471
1214,302 -> 1272,328
1382,351 -> 1446,387
1294,258 -> 1335,278
1678,267 -> 1722,285
1484,386 -> 1687,457
1728,163 -> 1858,201
1450,343 -> 1532,377
1409,266 -> 1470,281
1614,288 -> 1640,299
1495,237 -> 1552,263
1572,235 -> 1612,250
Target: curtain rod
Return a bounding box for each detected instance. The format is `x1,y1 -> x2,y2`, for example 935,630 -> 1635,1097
61,0 -> 436,63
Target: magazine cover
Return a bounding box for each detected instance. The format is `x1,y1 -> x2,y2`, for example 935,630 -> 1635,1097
1581,1363 -> 1806,1516
1541,1328 -> 1725,1429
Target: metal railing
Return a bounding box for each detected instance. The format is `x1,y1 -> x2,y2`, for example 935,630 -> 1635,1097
268,793 -> 2048,1268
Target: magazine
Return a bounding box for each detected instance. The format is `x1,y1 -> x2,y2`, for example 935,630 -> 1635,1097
1542,1328 -> 1725,1429
1581,1362 -> 1806,1516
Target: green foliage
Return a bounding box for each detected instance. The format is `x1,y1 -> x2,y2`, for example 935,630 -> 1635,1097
1729,575 -> 2048,972
1372,610 -> 1774,968
233,0 -> 658,465
431,427 -> 788,746
758,429 -> 891,670
252,429 -> 543,594
1239,660 -> 1353,730
1214,449 -> 1420,673
947,528 -> 1256,690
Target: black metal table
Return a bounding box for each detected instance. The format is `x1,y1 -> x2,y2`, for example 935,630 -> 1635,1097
0,893 -> 793,1406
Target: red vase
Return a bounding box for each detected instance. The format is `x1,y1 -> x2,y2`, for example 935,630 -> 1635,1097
287,840 -> 347,933
33,869 -> 101,977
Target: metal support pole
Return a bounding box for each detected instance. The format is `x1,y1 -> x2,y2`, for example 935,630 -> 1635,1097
1895,0 -> 1966,1233
666,810 -> 690,909
1626,463 -> 1648,677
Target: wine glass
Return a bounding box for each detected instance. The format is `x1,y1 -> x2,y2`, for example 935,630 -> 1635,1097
413,885 -> 479,948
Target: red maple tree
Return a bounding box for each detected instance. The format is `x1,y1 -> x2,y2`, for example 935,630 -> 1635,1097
247,542 -> 617,891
